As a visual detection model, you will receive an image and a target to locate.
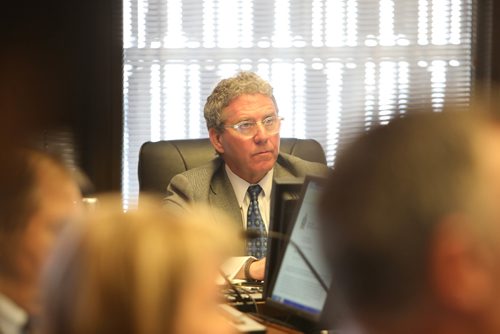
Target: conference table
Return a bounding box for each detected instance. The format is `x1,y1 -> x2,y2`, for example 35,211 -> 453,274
249,314 -> 303,334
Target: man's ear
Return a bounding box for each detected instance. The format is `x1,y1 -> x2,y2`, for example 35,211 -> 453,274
209,128 -> 224,155
430,215 -> 494,314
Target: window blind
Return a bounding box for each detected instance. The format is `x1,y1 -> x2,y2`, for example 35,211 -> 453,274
123,0 -> 475,209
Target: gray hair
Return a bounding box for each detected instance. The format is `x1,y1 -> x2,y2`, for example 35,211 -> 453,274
203,71 -> 277,132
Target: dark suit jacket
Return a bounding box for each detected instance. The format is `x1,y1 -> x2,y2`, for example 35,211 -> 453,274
164,153 -> 329,226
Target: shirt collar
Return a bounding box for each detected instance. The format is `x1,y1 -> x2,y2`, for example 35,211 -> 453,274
225,164 -> 274,207
0,293 -> 29,333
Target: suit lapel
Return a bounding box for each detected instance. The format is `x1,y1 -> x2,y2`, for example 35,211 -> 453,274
207,154 -> 297,227
208,163 -> 242,227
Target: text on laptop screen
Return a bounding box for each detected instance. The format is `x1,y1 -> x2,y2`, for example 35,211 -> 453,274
270,178 -> 332,316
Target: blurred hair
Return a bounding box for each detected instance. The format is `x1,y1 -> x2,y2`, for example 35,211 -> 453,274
204,71 -> 277,132
318,109 -> 494,315
0,149 -> 72,233
41,198 -> 238,334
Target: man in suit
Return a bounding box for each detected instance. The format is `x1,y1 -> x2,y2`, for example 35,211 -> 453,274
0,150 -> 82,334
319,110 -> 500,334
166,71 -> 328,280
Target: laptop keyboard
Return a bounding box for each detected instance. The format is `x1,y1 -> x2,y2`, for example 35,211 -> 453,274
223,282 -> 264,303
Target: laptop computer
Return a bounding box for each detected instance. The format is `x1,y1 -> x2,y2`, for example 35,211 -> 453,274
264,175 -> 333,331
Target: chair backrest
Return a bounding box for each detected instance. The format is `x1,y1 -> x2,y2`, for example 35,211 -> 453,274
138,138 -> 327,195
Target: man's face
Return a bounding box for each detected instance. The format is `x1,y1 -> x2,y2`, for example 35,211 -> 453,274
209,94 -> 280,184
12,164 -> 82,297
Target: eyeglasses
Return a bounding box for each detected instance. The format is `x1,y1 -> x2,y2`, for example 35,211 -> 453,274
224,115 -> 284,137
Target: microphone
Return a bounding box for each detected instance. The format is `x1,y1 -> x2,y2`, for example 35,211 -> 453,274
244,229 -> 329,293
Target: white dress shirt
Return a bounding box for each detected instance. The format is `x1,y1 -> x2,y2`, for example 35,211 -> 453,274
0,293 -> 28,334
225,164 -> 274,232
220,165 -> 274,280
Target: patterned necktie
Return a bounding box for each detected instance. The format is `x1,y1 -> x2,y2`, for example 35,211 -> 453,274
246,185 -> 267,258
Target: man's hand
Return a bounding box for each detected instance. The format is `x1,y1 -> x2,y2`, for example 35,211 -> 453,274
248,258 -> 266,281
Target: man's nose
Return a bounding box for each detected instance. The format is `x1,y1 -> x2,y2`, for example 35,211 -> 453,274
253,122 -> 270,143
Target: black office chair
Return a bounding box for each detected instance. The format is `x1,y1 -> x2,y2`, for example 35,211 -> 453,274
138,138 -> 327,195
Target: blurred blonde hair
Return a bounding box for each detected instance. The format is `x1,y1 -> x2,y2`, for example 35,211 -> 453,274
41,196 -> 239,334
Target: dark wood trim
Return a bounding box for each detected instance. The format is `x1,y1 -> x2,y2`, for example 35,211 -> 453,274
490,1 -> 500,85
474,0 -> 492,90
0,0 -> 123,193
473,0 -> 500,115
77,0 -> 123,192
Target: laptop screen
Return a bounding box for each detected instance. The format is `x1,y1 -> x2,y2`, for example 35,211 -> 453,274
267,176 -> 332,319
264,177 -> 304,298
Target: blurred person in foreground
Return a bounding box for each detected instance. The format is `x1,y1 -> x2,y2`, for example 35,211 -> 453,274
319,109 -> 500,334
41,199 -> 238,334
165,71 -> 328,280
0,149 -> 82,334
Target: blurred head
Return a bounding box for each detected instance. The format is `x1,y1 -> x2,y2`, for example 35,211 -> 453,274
205,71 -> 281,183
0,149 -> 82,313
319,109 -> 500,332
42,200 -> 237,334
